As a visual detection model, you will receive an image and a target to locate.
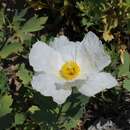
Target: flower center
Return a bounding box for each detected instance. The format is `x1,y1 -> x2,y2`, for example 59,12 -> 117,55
60,61 -> 80,80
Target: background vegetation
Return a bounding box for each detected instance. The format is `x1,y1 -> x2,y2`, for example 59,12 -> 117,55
0,0 -> 130,130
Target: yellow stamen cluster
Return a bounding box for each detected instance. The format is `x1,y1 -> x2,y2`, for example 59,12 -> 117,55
60,61 -> 80,80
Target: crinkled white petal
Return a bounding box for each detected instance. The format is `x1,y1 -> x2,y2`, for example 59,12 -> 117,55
78,72 -> 118,96
49,35 -> 69,50
31,73 -> 71,104
81,31 -> 111,71
57,43 -> 80,62
52,88 -> 72,104
29,41 -> 63,74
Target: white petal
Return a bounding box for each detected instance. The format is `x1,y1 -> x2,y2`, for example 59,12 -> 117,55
49,35 -> 69,50
31,73 -> 71,104
81,31 -> 111,71
58,43 -> 80,62
29,41 -> 63,74
78,72 -> 118,96
52,89 -> 72,104
56,79 -> 86,90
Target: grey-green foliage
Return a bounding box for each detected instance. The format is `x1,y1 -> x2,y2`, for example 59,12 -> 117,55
0,0 -> 130,129
0,8 -> 48,59
76,0 -> 105,28
21,15 -> 48,33
12,9 -> 47,41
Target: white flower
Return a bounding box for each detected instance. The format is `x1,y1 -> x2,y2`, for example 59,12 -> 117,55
29,31 -> 118,104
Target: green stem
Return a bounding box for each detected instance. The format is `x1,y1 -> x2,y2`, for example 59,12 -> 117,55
56,105 -> 63,122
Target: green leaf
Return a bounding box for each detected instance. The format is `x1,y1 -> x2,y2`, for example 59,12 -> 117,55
123,79 -> 130,91
18,8 -> 28,18
0,70 -> 8,94
118,52 -> 130,91
28,105 -> 40,114
14,113 -> 26,125
118,52 -> 130,77
31,92 -> 57,127
0,94 -> 13,117
21,15 -> 48,33
12,8 -> 27,27
81,17 -> 93,27
128,19 -> 130,32
62,117 -> 80,129
13,9 -> 27,23
0,31 -> 4,38
0,9 -> 5,29
126,0 -> 130,5
0,113 -> 14,130
60,90 -> 89,129
31,110 -> 57,125
0,42 -> 23,59
17,64 -> 32,85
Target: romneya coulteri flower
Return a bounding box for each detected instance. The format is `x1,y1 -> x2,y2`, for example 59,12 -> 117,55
29,31 -> 118,104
